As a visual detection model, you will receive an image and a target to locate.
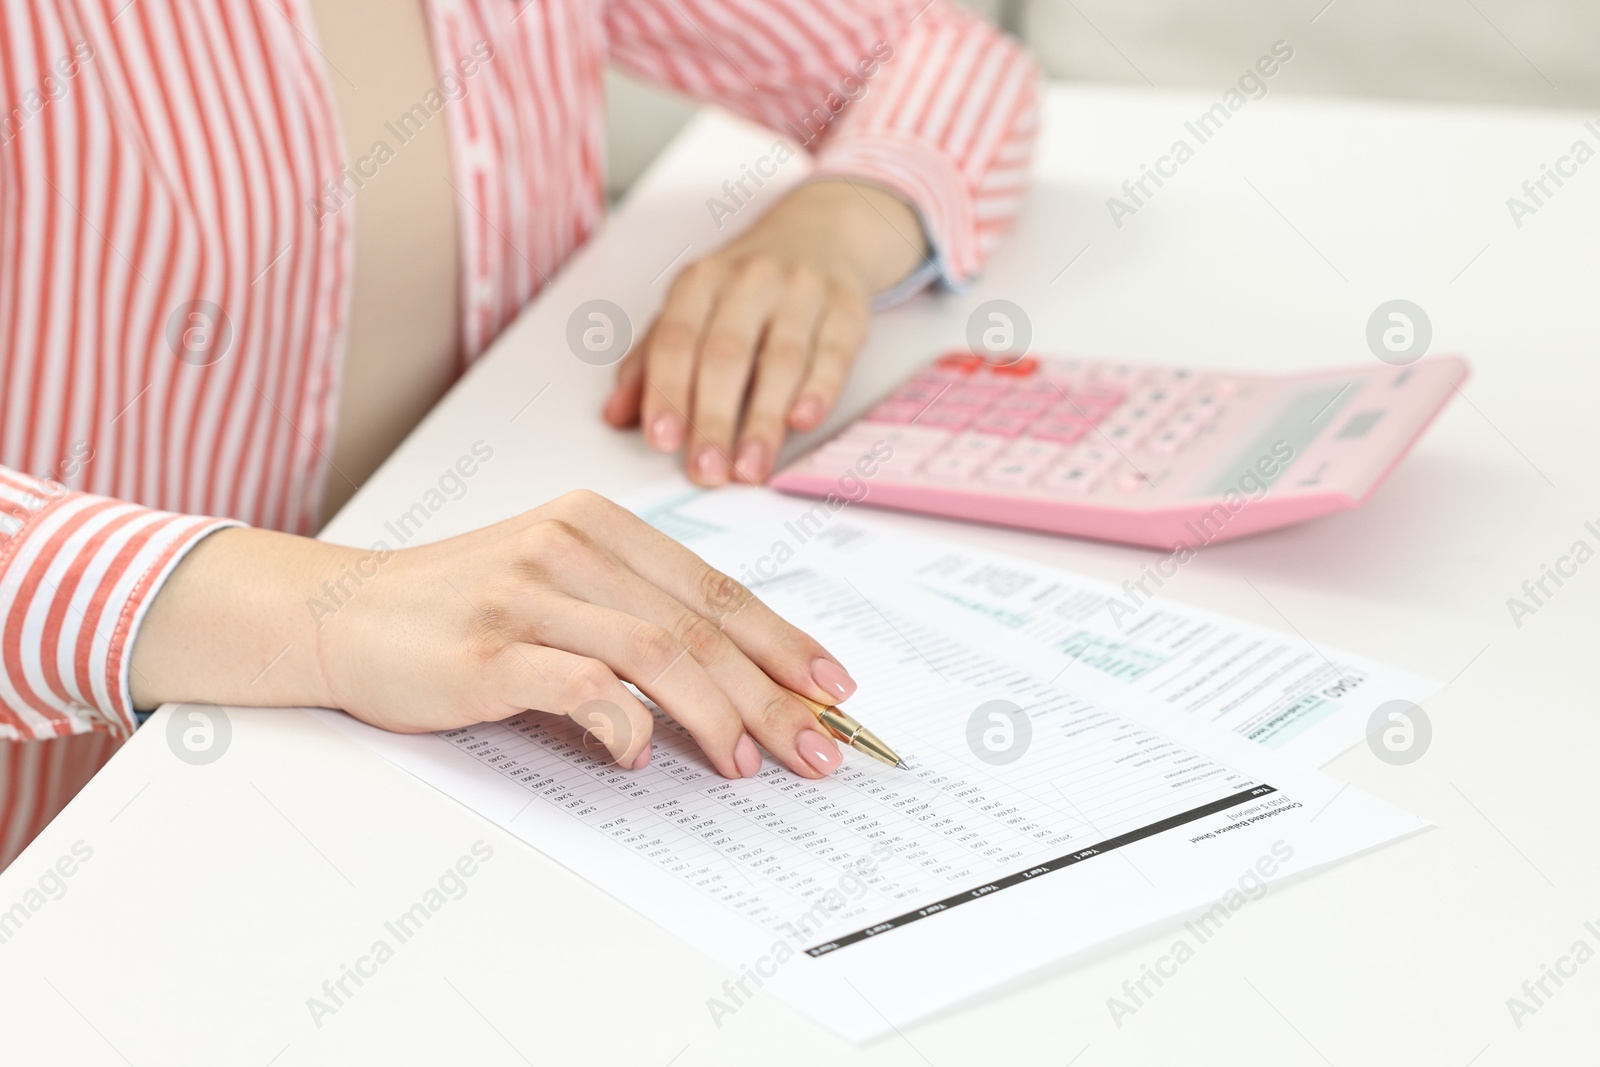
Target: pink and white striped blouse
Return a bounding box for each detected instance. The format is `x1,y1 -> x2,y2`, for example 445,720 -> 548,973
0,0 -> 1038,866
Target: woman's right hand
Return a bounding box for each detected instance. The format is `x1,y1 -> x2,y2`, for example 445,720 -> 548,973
130,490 -> 852,780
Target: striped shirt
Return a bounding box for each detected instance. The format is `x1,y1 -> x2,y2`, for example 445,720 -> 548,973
0,0 -> 1039,866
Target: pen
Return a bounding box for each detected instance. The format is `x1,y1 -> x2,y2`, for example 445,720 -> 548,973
791,693 -> 905,769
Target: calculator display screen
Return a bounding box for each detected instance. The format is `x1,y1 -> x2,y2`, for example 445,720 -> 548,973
1198,380 -> 1361,496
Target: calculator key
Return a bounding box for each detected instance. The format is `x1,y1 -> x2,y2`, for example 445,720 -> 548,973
865,400 -> 924,424
1019,377 -> 1070,397
1029,419 -> 1091,444
982,458 -> 1045,486
982,357 -> 1039,376
935,353 -> 984,374
1068,444 -> 1118,468
971,411 -> 1029,437
909,376 -> 964,397
1003,439 -> 1064,464
835,434 -> 933,468
1170,404 -> 1220,430
1100,421 -> 1144,445
1043,399 -> 1094,423
1191,380 -> 1238,404
965,376 -> 1017,395
889,383 -> 947,409
1075,384 -> 1125,404
1042,377 -> 1087,398
1116,469 -> 1160,492
894,380 -> 945,400
919,407 -> 975,430
945,385 -> 1003,407
814,435 -> 893,461
930,402 -> 992,422
920,452 -> 983,481
1131,387 -> 1185,410
860,444 -> 935,472
809,447 -> 879,472
948,431 -> 1008,458
888,444 -> 942,472
1094,363 -> 1142,384
992,391 -> 1054,414
871,425 -> 950,449
1041,464 -> 1101,494
1147,427 -> 1192,455
1069,401 -> 1121,424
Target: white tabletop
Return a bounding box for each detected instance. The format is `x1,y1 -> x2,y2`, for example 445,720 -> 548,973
4,84 -> 1597,1065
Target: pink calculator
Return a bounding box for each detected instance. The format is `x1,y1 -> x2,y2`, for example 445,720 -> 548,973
769,352 -> 1469,550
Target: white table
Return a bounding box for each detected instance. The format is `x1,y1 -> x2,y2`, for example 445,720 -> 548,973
4,84 -> 1597,1066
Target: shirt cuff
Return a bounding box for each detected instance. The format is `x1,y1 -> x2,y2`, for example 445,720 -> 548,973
0,480 -> 242,741
809,130 -> 981,304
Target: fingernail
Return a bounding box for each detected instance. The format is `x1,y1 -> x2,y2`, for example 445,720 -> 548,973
649,413 -> 684,451
631,742 -> 652,769
694,447 -> 729,485
734,734 -> 762,778
796,729 -> 842,775
734,440 -> 769,482
810,657 -> 856,701
791,395 -> 824,428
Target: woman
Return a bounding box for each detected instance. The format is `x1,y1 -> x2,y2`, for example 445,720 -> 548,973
0,0 -> 1037,866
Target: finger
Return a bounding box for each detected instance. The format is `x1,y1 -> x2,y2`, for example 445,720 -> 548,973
643,261 -> 726,453
685,259 -> 786,487
553,491 -> 857,708
602,332 -> 648,428
551,538 -> 842,778
532,594 -> 748,779
788,289 -> 869,431
733,272 -> 827,483
485,643 -> 656,769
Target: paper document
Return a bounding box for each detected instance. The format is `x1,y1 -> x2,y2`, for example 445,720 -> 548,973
314,483 -> 1429,1040
634,484 -> 1439,767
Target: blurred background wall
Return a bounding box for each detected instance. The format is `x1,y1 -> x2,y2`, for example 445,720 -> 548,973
604,0 -> 1598,198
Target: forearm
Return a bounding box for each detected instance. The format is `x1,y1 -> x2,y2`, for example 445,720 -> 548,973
130,489 -> 855,781
128,527 -> 355,711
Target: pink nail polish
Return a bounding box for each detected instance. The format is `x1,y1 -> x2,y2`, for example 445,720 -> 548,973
796,729 -> 842,775
734,734 -> 762,778
734,440 -> 769,482
695,447 -> 729,484
631,742 -> 653,769
650,413 -> 684,451
810,657 -> 856,701
791,395 -> 824,428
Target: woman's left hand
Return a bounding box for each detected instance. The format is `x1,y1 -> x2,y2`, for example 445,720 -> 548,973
602,179 -> 928,485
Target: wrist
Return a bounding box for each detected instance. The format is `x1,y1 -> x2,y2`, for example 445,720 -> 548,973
306,538 -> 404,717
760,179 -> 930,294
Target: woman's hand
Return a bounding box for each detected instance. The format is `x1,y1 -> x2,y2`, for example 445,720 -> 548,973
602,179 -> 929,485
130,491 -> 855,779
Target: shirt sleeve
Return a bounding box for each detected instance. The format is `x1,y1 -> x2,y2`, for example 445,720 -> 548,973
604,0 -> 1041,295
0,468 -> 242,743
